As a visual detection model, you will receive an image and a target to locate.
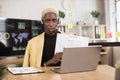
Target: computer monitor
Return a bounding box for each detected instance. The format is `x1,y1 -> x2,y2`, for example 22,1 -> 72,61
0,17 -> 44,57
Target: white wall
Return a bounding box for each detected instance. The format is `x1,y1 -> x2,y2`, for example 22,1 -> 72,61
104,0 -> 116,42
0,0 -> 104,25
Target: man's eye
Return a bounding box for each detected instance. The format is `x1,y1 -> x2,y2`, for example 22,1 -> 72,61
44,19 -> 50,23
44,19 -> 58,23
52,19 -> 57,22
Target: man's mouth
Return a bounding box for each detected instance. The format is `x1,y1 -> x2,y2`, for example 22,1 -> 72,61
48,28 -> 55,30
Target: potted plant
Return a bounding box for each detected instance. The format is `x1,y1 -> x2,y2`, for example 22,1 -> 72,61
0,64 -> 5,80
115,60 -> 120,80
90,10 -> 101,25
59,10 -> 65,19
59,10 -> 65,24
90,10 -> 101,18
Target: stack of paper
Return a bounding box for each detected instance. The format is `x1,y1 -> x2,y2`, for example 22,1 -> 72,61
55,33 -> 89,53
7,67 -> 44,74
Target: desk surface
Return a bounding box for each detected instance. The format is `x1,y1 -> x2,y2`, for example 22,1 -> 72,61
0,58 -> 23,65
3,65 -> 115,80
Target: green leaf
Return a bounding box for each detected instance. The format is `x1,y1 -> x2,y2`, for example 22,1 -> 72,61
0,64 -> 5,77
59,10 -> 65,18
115,60 -> 120,69
90,10 -> 101,18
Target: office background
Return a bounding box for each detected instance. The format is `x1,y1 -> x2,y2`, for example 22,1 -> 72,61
0,0 -> 116,41
0,0 -> 120,67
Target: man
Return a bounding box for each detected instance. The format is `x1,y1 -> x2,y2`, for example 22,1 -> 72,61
23,8 -> 62,68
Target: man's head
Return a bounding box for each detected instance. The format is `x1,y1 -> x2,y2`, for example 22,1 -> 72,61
41,8 -> 59,35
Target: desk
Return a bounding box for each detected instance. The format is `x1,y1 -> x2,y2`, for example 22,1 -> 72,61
3,65 -> 115,80
0,58 -> 23,66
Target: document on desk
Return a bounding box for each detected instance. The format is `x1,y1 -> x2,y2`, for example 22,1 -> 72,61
7,67 -> 44,75
55,33 -> 89,53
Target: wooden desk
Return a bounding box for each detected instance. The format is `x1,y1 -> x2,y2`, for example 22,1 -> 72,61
3,65 -> 115,80
0,58 -> 23,66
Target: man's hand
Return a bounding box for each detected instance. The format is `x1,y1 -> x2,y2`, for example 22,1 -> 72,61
44,52 -> 62,66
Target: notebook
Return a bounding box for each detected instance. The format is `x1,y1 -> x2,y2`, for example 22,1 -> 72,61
52,46 -> 101,74
7,67 -> 44,75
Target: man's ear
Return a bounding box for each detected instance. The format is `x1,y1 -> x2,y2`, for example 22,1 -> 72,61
41,19 -> 43,24
41,19 -> 44,25
58,19 -> 60,24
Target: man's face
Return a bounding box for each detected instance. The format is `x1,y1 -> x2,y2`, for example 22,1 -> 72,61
42,12 -> 59,34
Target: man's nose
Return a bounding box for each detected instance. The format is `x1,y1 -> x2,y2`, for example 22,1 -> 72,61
49,21 -> 54,27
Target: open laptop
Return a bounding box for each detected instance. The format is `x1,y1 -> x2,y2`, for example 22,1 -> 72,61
52,46 -> 101,74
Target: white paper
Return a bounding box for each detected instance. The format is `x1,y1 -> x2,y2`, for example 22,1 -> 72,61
7,67 -> 44,74
55,33 -> 89,53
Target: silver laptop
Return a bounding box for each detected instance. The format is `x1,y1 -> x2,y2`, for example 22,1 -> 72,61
52,46 -> 101,74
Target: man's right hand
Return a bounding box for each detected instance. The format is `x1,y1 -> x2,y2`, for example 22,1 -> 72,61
44,52 -> 62,66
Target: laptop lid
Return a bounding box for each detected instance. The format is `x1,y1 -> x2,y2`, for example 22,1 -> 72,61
56,46 -> 101,73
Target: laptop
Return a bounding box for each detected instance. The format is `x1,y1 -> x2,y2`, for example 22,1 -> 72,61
51,46 -> 101,74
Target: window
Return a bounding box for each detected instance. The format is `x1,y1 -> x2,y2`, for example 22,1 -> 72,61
116,0 -> 120,41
